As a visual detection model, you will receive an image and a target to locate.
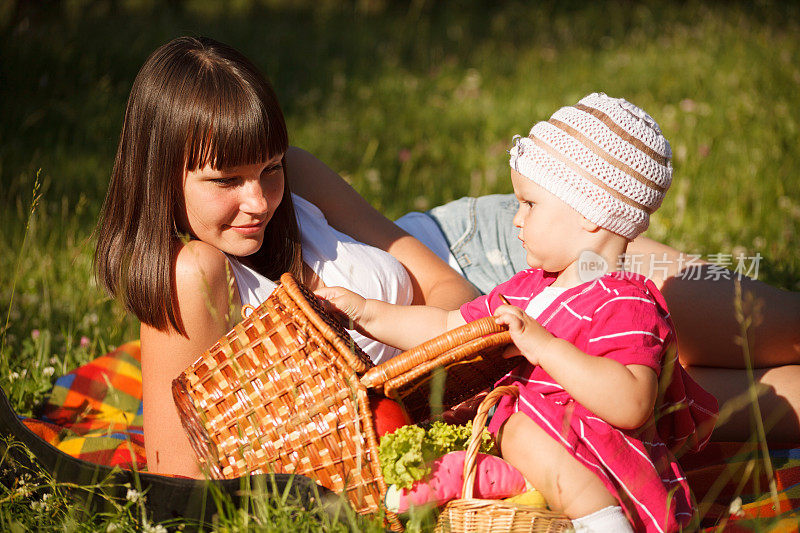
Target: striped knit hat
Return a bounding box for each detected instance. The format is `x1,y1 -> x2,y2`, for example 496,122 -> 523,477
509,92 -> 672,240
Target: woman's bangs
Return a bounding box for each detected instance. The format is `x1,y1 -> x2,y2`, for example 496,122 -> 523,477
184,78 -> 288,172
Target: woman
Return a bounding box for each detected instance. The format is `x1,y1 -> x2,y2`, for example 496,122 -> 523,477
95,36 -> 799,478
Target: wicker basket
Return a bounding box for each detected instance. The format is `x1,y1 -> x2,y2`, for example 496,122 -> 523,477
362,318 -> 520,422
172,272 -> 523,527
172,273 -> 395,525
435,386 -> 572,533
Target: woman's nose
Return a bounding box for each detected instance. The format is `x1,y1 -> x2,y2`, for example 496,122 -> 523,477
240,179 -> 269,214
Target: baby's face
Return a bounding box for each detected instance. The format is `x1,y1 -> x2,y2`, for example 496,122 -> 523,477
510,169 -> 588,273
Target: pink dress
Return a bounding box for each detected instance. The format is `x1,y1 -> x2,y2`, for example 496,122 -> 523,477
461,270 -> 718,533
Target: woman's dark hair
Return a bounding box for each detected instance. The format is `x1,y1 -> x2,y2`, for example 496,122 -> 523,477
94,36 -> 301,334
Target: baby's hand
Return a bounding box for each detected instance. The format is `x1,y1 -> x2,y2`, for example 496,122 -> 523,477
493,305 -> 554,367
314,286 -> 368,330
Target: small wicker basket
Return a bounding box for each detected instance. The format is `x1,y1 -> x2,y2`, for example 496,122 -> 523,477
434,386 -> 572,533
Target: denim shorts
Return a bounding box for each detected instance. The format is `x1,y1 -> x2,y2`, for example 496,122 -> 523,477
426,194 -> 528,295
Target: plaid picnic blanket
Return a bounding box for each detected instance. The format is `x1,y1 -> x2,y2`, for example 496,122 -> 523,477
21,341 -> 145,470
684,441 -> 800,530
19,343 -> 800,529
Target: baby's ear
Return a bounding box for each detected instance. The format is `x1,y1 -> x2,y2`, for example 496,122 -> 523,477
579,216 -> 600,232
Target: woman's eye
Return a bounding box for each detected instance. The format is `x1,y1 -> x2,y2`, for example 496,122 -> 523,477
211,178 -> 238,187
262,164 -> 283,176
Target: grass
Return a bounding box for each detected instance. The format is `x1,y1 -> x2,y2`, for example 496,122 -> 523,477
1,0 -> 799,530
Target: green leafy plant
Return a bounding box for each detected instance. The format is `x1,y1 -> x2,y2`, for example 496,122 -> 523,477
378,421 -> 495,489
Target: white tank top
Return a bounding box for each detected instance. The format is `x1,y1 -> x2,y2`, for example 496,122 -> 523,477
227,194 -> 414,364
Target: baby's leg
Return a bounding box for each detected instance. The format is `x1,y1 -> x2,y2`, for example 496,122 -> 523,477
498,412 -> 617,519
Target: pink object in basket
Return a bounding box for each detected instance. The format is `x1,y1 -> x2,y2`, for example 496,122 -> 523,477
385,450 -> 526,513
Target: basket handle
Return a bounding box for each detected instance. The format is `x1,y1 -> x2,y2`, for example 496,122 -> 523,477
278,272 -> 373,374
240,304 -> 256,320
360,316 -> 508,389
462,385 -> 519,499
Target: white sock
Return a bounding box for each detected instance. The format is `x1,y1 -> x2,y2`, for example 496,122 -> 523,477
571,505 -> 633,532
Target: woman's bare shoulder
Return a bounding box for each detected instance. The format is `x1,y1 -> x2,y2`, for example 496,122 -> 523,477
141,240 -> 236,351
174,239 -> 231,287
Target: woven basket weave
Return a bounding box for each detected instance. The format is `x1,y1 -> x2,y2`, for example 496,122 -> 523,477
172,273 -> 395,524
434,386 -> 572,533
362,318 -> 520,422
172,273 -> 525,526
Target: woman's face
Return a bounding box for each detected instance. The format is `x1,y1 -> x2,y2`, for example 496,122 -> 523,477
180,152 -> 285,257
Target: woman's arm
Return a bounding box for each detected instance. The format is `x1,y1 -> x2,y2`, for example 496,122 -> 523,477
628,236 -> 800,368
140,241 -> 238,477
286,147 -> 480,309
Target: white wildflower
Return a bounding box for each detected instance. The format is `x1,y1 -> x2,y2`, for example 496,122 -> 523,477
43,366 -> 55,377
30,493 -> 51,511
142,521 -> 167,533
126,488 -> 145,504
729,496 -> 745,518
9,372 -> 19,381
106,522 -> 120,532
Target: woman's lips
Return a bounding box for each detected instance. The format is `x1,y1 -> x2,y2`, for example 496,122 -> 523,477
229,220 -> 266,235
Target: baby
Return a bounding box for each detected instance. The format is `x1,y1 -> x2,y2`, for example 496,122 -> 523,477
317,93 -> 717,532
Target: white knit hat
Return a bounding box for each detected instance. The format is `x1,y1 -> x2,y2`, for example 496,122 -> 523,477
509,92 -> 672,240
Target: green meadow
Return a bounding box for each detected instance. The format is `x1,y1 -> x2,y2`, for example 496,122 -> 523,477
1,0 -> 798,530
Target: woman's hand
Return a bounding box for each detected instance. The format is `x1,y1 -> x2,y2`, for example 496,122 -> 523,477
314,286 -> 369,331
493,304 -> 554,366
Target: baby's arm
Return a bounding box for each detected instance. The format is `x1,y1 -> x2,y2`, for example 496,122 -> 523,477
316,286 -> 466,351
494,305 -> 658,429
